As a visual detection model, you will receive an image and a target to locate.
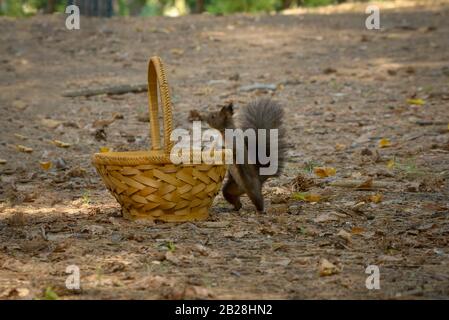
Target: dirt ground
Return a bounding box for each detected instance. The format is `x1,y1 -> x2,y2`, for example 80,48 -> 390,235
1,0 -> 449,300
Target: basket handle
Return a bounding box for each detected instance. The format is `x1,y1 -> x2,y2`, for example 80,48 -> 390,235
147,56 -> 173,155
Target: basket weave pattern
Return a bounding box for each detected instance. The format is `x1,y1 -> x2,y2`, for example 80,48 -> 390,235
92,57 -> 227,221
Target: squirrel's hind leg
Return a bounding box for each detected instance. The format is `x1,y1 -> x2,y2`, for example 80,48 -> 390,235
239,170 -> 265,214
223,174 -> 244,211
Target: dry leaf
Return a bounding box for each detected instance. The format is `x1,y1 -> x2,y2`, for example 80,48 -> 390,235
378,138 -> 391,148
406,98 -> 425,106
53,140 -> 71,148
367,193 -> 383,203
351,226 -> 365,234
0,159 -> 6,165
337,229 -> 352,243
356,178 -> 373,190
16,145 -> 33,153
314,166 -> 336,178
41,118 -> 62,129
165,251 -> 180,265
14,133 -> 28,140
99,147 -> 110,153
335,143 -> 346,151
292,192 -> 321,202
170,48 -> 184,56
39,161 -> 52,171
387,159 -> 395,169
319,259 -> 339,276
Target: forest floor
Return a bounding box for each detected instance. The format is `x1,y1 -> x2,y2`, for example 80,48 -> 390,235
1,0 -> 449,300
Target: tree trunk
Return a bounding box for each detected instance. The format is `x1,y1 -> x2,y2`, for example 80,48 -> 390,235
195,0 -> 205,13
68,0 -> 113,17
46,0 -> 56,13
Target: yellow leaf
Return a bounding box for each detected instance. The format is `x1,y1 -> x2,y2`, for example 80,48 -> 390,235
319,259 -> 339,277
16,145 -> 33,153
368,193 -> 383,203
14,133 -> 28,140
0,159 -> 6,165
170,48 -> 184,56
305,194 -> 321,202
406,98 -> 425,106
351,227 -> 365,235
39,161 -> 52,171
99,147 -> 110,153
378,138 -> 391,148
53,140 -> 71,148
387,159 -> 395,169
41,118 -> 62,129
335,143 -> 346,151
292,192 -> 321,202
313,167 -> 336,178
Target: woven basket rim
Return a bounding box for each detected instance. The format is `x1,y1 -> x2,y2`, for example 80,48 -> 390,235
92,149 -> 232,166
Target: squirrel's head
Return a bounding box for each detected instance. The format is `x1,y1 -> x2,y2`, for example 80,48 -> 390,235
205,102 -> 234,130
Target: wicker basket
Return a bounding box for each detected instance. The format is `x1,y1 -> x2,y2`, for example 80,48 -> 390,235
92,56 -> 227,222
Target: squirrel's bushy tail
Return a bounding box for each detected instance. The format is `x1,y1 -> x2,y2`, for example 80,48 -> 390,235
236,99 -> 287,177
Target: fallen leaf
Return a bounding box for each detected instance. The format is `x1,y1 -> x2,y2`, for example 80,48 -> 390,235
0,159 -> 6,165
0,287 -> 30,299
356,178 -> 373,190
12,100 -> 28,110
292,192 -> 321,202
99,147 -> 110,153
351,227 -> 365,235
387,158 -> 395,169
275,258 -> 291,266
378,138 -> 391,148
337,229 -> 352,243
184,286 -> 212,299
39,161 -> 52,171
290,174 -> 315,192
335,143 -> 346,151
313,166 -> 336,178
43,287 -> 59,300
170,48 -> 184,56
14,133 -> 28,140
367,193 -> 383,203
406,98 -> 425,106
16,145 -> 33,153
53,140 -> 71,148
165,251 -> 180,265
41,118 -> 62,129
319,259 -> 339,276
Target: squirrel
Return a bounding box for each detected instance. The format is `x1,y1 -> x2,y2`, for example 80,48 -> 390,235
203,99 -> 286,213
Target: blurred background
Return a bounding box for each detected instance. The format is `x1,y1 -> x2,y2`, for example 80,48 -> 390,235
0,0 -> 370,17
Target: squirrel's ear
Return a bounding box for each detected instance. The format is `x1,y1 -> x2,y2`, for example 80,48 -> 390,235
222,102 -> 233,115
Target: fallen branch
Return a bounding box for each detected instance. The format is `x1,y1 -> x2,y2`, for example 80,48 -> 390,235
62,83 -> 147,97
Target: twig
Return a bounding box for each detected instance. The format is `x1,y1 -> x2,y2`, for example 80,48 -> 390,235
62,83 -> 147,97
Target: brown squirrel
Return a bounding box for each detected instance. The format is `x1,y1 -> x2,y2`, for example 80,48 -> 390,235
204,99 -> 286,213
